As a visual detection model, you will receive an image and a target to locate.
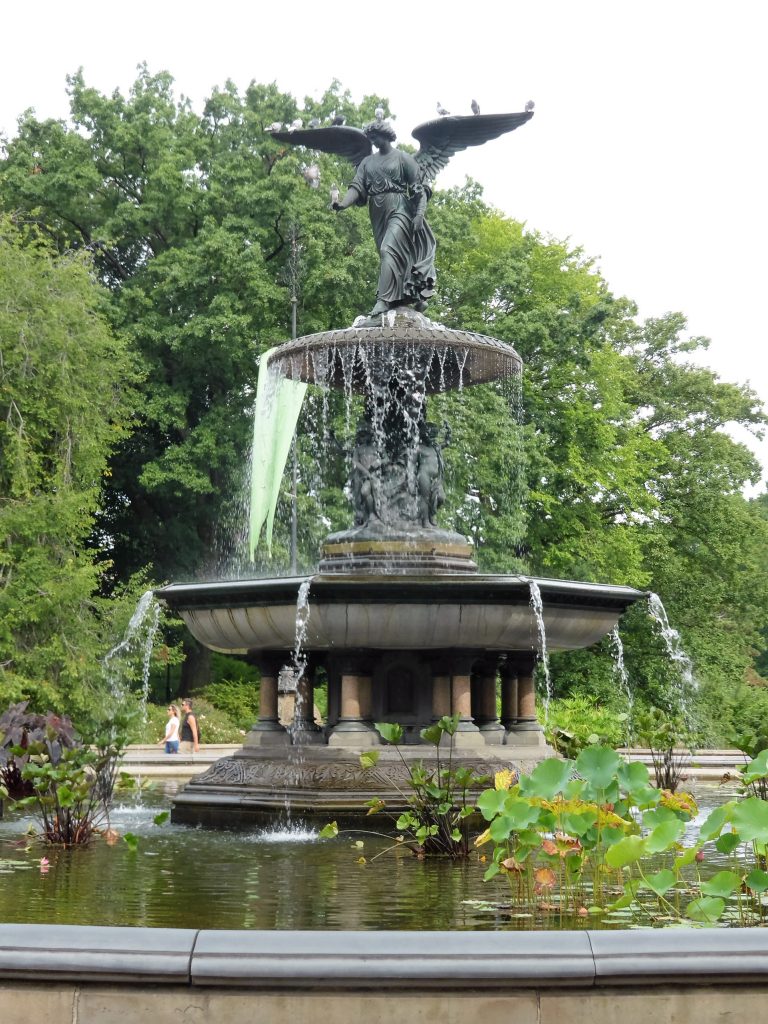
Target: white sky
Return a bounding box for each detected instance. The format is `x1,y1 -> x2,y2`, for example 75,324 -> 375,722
2,0 -> 766,489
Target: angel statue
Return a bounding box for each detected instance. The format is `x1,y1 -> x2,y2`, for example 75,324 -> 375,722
270,109 -> 533,318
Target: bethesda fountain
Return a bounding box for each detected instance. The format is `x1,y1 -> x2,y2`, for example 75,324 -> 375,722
157,107 -> 644,824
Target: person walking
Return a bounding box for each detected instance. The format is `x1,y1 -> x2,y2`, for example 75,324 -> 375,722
180,698 -> 200,754
161,704 -> 180,754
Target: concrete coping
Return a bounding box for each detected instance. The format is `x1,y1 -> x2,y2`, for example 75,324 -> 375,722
3,926 -> 768,987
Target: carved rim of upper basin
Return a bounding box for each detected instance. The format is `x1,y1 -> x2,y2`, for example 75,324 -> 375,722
155,574 -> 647,655
268,322 -> 522,393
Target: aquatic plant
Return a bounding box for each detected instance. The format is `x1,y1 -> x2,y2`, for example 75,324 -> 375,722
0,702 -> 78,800
322,715 -> 489,859
477,745 -> 768,925
634,705 -> 694,792
1,702 -> 129,846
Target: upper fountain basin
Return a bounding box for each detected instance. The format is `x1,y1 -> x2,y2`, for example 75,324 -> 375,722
269,308 -> 522,393
154,574 -> 645,655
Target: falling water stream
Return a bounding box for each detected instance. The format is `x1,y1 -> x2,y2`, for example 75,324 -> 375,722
527,580 -> 553,720
282,577 -> 314,818
102,590 -> 161,725
647,593 -> 696,692
526,587 -> 696,735
609,625 -> 634,745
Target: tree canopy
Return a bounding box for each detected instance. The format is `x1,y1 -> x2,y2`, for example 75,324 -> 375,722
1,67 -> 766,735
0,215 -> 137,714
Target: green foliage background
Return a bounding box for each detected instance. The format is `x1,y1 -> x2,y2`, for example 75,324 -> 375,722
0,68 -> 766,741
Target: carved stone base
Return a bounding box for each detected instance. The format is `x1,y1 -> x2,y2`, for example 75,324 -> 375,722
170,745 -> 544,827
505,723 -> 548,747
242,729 -> 290,749
320,524 -> 477,574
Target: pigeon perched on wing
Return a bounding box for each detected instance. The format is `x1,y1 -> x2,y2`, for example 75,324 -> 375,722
330,111 -> 346,125
289,118 -> 304,130
471,99 -> 480,115
525,100 -> 535,112
308,118 -> 321,128
302,163 -> 320,188
266,122 -> 283,132
436,101 -> 450,116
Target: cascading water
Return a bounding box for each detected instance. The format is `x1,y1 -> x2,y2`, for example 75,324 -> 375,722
282,577 -> 315,820
609,625 -> 634,745
102,590 -> 161,722
243,320 -> 524,576
528,579 -> 553,720
647,592 -> 697,722
647,593 -> 696,689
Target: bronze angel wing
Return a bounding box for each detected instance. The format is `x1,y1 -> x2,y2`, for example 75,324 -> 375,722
268,125 -> 372,168
412,111 -> 534,184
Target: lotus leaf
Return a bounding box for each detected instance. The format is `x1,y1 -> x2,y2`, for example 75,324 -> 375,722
576,746 -> 621,790
645,818 -> 685,854
698,803 -> 733,841
645,869 -> 676,896
617,761 -> 650,791
745,868 -> 768,893
477,788 -> 509,820
605,834 -> 646,869
715,831 -> 742,855
519,757 -> 573,800
731,797 -> 768,844
375,722 -> 404,745
686,896 -> 726,923
700,870 -> 741,898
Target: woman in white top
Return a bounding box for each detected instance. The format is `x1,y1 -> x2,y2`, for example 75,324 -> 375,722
162,704 -> 180,754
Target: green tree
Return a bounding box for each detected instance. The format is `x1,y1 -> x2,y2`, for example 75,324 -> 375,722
0,70 -> 385,586
0,215 -> 136,714
3,70 -> 766,728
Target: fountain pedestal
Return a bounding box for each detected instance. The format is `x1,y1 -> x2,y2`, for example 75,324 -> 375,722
157,574 -> 644,823
157,312 -> 645,824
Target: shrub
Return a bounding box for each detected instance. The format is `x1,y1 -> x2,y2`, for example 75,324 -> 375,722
543,695 -> 630,757
203,679 -> 260,730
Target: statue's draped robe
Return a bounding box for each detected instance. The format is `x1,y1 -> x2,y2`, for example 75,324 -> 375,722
350,149 -> 436,306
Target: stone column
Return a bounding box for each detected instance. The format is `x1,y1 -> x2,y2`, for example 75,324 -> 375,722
500,658 -> 519,737
429,655 -> 452,722
474,657 -> 504,745
243,654 -> 289,749
328,656 -> 380,748
505,652 -> 546,747
424,654 -> 452,748
450,655 -> 484,749
293,661 -> 325,744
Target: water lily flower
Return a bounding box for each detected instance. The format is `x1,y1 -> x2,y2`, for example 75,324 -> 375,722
39,858 -> 50,873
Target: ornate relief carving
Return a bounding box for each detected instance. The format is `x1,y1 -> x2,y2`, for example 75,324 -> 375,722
188,754 -> 523,796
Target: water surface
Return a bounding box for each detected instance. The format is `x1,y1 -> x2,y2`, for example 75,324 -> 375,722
0,781 -> 746,930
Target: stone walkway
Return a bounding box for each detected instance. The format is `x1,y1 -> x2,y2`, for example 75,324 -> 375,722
118,744 -> 748,781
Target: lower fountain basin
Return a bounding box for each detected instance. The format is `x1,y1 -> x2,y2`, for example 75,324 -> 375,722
155,573 -> 645,655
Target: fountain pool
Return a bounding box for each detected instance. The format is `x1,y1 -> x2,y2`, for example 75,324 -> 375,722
0,781 -> 743,931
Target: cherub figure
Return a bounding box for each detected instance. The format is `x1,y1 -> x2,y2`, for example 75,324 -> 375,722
270,108 -> 533,318
331,420 -> 382,526
416,420 -> 452,528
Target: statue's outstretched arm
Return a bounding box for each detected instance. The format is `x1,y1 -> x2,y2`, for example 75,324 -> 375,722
333,185 -> 364,212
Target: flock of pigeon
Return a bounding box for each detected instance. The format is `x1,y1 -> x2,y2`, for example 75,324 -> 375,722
265,99 -> 535,134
